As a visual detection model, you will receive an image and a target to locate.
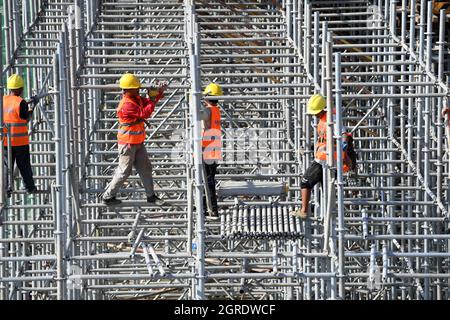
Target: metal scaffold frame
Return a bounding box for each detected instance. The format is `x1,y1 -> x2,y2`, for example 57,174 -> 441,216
0,0 -> 449,300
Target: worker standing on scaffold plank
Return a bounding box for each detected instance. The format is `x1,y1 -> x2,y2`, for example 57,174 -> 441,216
200,83 -> 223,216
291,94 -> 356,219
102,73 -> 167,206
3,74 -> 40,194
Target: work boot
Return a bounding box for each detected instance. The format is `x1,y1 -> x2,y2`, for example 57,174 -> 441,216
103,197 -> 122,206
147,194 -> 164,206
26,186 -> 38,194
290,208 -> 308,219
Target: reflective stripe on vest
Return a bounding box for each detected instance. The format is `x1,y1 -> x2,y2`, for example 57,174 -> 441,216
202,104 -> 222,161
3,95 -> 29,147
119,119 -> 144,127
118,129 -> 145,135
117,96 -> 146,144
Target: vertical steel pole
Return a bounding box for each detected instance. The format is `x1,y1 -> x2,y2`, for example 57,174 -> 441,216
334,52 -> 345,299
409,0 -> 416,52
3,0 -> 11,71
186,1 -> 205,300
0,14 -> 6,300
304,0 -> 311,76
286,0 -> 292,40
323,31 -> 334,254
11,0 -> 20,56
390,0 -> 397,38
53,42 -> 66,300
321,21 -> 327,94
418,0 -> 425,61
436,9 -> 446,299
298,0 -> 303,56
292,0 -> 297,48
313,11 -> 319,91
399,1 -> 408,278
421,0 -> 434,299
415,3 -> 426,299
68,5 -> 80,192
437,9 -> 448,215
407,3 -> 416,286
400,0 -> 407,43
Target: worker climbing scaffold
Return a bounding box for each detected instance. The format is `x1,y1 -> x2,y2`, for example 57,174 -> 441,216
291,94 -> 356,219
200,83 -> 223,217
3,74 -> 41,194
102,73 -> 167,206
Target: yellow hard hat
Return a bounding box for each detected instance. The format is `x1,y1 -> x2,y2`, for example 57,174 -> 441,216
7,74 -> 25,90
307,94 -> 326,115
203,83 -> 223,96
119,73 -> 141,89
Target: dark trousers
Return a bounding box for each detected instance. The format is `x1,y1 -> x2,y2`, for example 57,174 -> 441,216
4,145 -> 35,190
203,162 -> 218,214
300,161 -> 323,189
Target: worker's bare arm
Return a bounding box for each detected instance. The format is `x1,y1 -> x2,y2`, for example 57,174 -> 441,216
200,108 -> 211,122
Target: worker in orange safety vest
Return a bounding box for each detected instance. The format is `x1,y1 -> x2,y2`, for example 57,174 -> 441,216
200,83 -> 223,216
102,73 -> 167,206
291,94 -> 355,219
3,74 -> 40,193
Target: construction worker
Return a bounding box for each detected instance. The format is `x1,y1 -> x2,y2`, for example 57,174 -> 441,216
291,94 -> 354,219
3,74 -> 39,193
200,83 -> 223,216
102,73 -> 166,206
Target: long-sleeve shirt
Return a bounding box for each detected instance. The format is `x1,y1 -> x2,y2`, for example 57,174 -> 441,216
117,93 -> 163,145
117,94 -> 163,123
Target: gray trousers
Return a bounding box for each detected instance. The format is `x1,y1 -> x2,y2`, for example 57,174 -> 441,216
103,143 -> 155,199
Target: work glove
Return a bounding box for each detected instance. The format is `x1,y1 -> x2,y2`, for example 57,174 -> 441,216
148,81 -> 168,101
157,80 -> 168,95
147,86 -> 159,98
30,95 -> 39,105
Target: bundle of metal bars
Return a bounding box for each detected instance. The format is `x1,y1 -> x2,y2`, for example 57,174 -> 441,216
0,0 -> 449,300
220,204 -> 305,240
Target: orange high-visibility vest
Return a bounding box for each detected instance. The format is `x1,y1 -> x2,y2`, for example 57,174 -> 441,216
314,112 -> 350,172
117,95 -> 146,145
315,113 -> 328,162
3,95 -> 29,147
202,104 -> 222,161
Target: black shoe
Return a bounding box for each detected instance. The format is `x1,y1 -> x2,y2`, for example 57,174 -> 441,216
102,197 -> 122,206
26,186 -> 38,194
147,194 -> 164,206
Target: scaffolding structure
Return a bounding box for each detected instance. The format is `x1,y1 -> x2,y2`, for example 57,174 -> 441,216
1,0 -> 450,300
